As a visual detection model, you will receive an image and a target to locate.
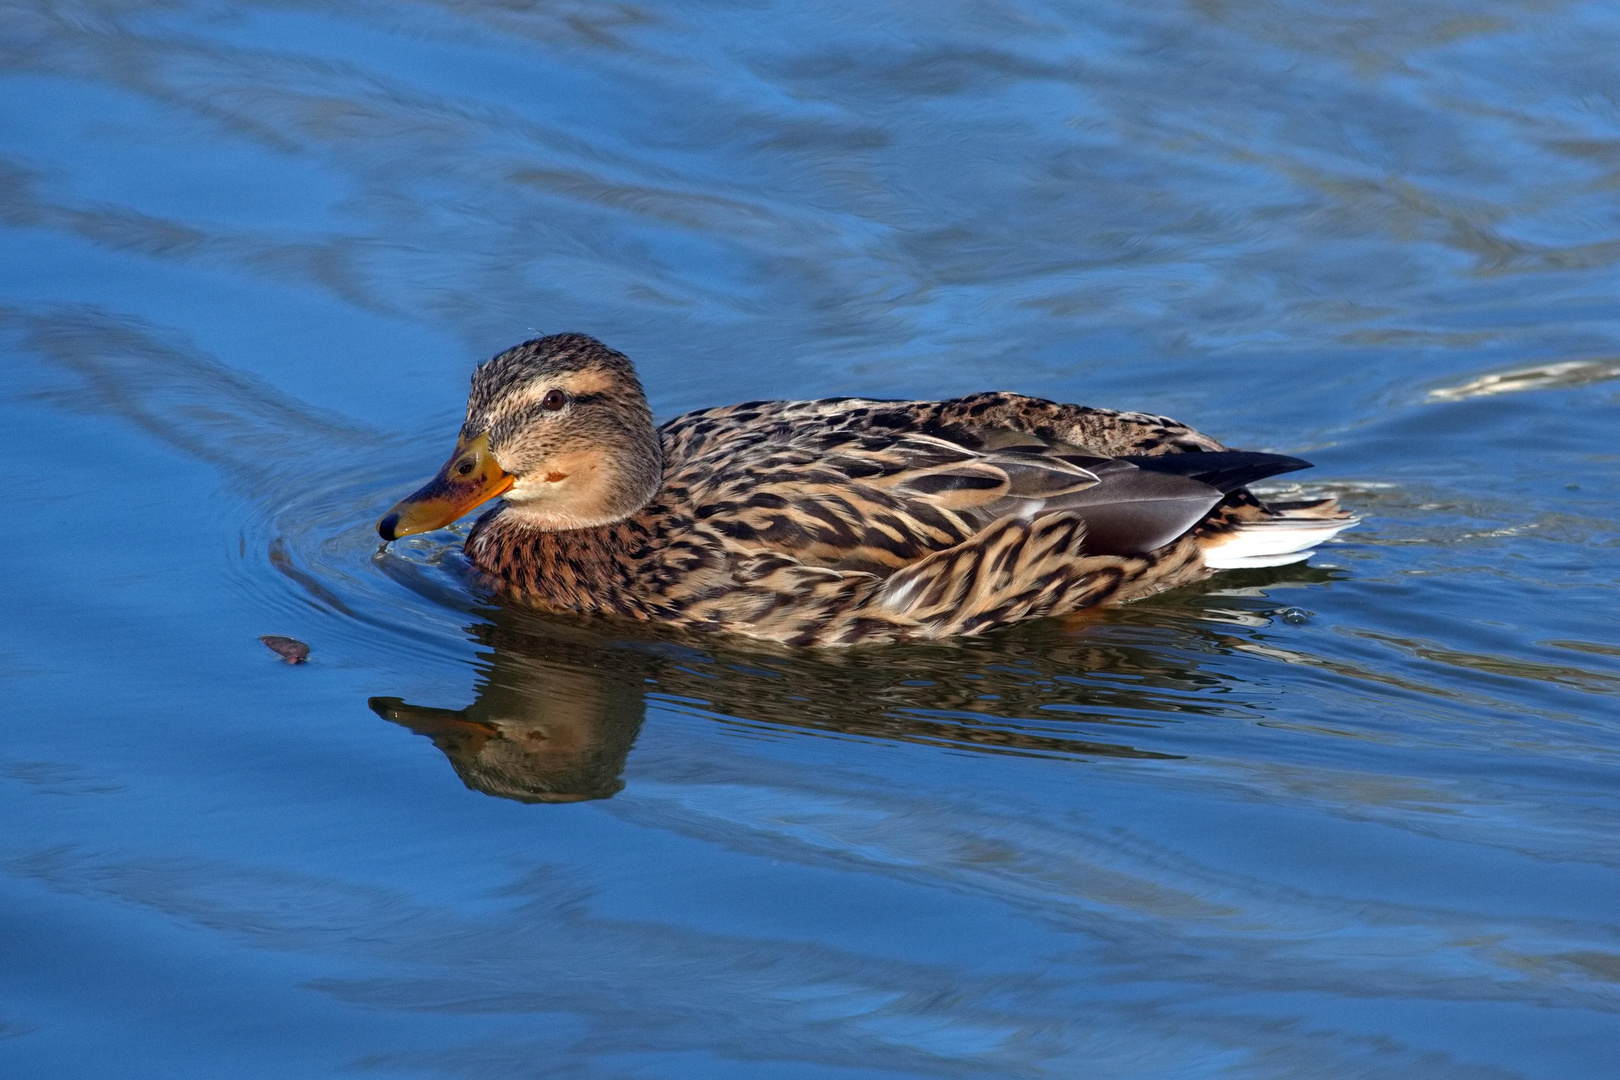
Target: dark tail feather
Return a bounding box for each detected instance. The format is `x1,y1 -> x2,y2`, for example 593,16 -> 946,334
1117,451 -> 1312,494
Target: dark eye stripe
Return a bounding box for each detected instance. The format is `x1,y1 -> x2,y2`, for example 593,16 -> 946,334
506,392 -> 607,429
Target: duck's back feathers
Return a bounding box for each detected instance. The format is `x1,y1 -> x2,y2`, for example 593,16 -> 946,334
660,391 -> 1227,463
659,395 -> 1318,564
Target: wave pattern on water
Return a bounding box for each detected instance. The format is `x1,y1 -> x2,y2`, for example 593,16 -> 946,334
3,1 -> 1620,1078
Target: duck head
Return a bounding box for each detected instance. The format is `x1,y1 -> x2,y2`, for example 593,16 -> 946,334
378,334 -> 662,541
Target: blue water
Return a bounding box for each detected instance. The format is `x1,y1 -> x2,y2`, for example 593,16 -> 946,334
3,1 -> 1619,1076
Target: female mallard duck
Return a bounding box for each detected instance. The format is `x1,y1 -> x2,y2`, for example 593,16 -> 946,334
379,334 -> 1355,646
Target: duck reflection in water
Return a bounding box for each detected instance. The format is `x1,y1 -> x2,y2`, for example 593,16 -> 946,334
371,624 -> 648,803
363,566 -> 1340,805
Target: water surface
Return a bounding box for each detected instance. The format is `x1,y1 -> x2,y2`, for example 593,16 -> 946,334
2,1 -> 1619,1077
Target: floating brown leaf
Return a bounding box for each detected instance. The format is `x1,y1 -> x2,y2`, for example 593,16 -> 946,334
259,635 -> 310,664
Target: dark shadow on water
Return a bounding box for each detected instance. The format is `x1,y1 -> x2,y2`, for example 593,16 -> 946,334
366,561 -> 1348,804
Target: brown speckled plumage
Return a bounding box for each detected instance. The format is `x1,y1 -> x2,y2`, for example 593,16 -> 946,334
385,334 -> 1355,646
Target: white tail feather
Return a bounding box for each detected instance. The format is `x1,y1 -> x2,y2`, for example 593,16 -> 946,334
1202,515 -> 1359,570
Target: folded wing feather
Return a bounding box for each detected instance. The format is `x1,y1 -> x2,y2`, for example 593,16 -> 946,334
843,430 -> 1311,558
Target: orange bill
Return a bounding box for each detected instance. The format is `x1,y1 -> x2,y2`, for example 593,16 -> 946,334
377,431 -> 514,541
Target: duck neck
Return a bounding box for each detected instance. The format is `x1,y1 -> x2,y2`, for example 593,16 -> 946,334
465,507 -> 649,616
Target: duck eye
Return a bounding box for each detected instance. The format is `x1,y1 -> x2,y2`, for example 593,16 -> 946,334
540,389 -> 568,411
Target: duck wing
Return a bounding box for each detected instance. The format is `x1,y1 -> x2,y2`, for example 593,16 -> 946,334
668,426 -> 1102,574
816,398 -> 1310,556
845,432 -> 1310,557
665,397 -> 1312,571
